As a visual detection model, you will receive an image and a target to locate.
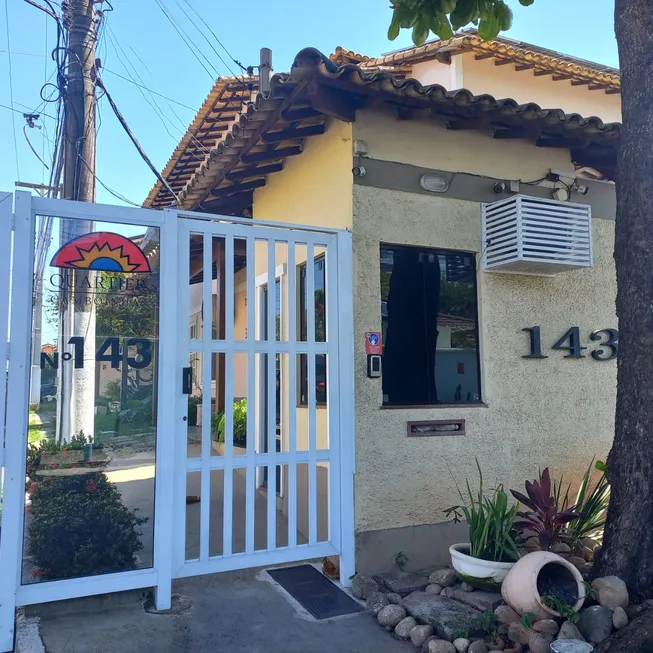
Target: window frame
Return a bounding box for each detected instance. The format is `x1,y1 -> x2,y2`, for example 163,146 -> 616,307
380,242 -> 483,408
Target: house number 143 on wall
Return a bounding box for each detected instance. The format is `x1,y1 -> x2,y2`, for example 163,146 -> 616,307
523,326 -> 619,361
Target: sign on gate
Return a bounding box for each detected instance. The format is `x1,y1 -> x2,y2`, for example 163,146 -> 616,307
0,193 -> 354,653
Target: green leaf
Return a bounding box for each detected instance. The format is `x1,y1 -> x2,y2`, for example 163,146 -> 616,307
388,16 -> 401,41
519,0 -> 535,4
478,5 -> 501,40
498,1 -> 512,30
595,460 -> 607,472
412,17 -> 430,46
450,0 -> 479,30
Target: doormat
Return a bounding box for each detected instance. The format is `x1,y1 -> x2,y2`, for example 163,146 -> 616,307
267,564 -> 364,620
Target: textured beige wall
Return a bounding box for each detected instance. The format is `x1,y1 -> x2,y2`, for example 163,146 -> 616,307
354,109 -> 578,181
352,184 -> 617,533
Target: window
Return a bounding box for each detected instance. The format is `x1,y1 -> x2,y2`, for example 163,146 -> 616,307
380,245 -> 481,406
299,257 -> 326,405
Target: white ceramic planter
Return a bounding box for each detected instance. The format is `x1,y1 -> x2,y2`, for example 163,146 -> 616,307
449,543 -> 516,590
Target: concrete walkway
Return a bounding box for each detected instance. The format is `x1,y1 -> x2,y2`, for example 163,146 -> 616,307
36,567 -> 413,653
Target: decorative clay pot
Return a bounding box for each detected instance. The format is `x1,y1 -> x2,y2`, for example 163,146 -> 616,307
501,551 -> 586,620
449,543 -> 516,590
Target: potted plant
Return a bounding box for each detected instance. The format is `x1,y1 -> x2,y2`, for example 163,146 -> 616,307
501,468 -> 586,619
445,462 -> 520,590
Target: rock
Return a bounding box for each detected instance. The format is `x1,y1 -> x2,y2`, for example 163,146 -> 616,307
568,556 -> 587,571
528,632 -> 554,653
577,605 -> 613,644
550,641 -> 594,653
581,538 -> 598,551
558,620 -> 586,641
395,616 -> 417,639
375,571 -> 429,596
461,582 -> 474,592
625,602 -> 651,620
400,592 -> 484,641
591,575 -> 629,609
430,568 -> 458,588
494,605 -> 520,626
442,587 -> 456,598
497,624 -> 509,636
453,589 -> 503,612
366,592 -> 389,616
423,636 -> 440,653
377,604 -> 407,630
533,619 -> 560,635
352,574 -> 380,599
387,592 -> 402,604
581,565 -> 592,580
507,622 -> 532,645
612,605 -> 628,629
504,646 -> 524,653
552,543 -> 572,555
426,583 -> 443,595
468,641 -> 488,653
487,638 -> 505,651
453,638 -> 470,653
411,625 -> 435,647
428,641 -> 456,653
579,546 -> 594,562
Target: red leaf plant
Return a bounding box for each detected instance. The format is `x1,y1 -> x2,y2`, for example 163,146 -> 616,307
510,468 -> 580,551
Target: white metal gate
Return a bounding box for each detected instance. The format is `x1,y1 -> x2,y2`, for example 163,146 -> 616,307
0,194 -> 354,653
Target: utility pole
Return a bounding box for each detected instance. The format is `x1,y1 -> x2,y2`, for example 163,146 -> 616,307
57,0 -> 98,443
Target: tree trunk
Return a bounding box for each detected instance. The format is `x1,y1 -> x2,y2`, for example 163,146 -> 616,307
594,609 -> 653,653
592,0 -> 653,601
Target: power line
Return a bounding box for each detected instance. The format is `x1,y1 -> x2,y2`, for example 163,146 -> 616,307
152,0 -> 217,81
4,0 -> 21,179
103,68 -> 198,112
96,73 -> 179,204
77,152 -> 141,207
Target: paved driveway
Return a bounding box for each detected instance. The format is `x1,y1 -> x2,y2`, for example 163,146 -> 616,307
37,566 -> 414,653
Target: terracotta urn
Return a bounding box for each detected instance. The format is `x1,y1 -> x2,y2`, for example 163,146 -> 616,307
501,551 -> 586,621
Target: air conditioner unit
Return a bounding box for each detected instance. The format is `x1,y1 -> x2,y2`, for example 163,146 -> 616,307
481,194 -> 592,276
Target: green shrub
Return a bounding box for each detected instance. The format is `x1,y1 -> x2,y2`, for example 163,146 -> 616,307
212,399 -> 247,446
27,472 -> 146,580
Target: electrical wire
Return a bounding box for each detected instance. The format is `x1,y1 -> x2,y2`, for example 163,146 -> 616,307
23,125 -> 50,169
96,73 -> 179,203
152,0 -> 218,81
4,0 -> 21,179
77,152 -> 141,207
101,69 -> 197,111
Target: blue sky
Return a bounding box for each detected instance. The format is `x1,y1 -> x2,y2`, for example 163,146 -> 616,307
1,0 -> 618,207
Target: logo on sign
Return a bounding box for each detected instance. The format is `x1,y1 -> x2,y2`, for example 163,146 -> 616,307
51,232 -> 151,273
365,331 -> 383,355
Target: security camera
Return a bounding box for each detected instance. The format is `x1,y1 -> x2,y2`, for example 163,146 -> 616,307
352,166 -> 367,177
493,182 -> 507,194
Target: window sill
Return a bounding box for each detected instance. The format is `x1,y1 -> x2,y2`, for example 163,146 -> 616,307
381,402 -> 488,410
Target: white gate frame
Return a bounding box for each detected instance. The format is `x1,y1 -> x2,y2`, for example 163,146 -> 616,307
0,194 -> 355,653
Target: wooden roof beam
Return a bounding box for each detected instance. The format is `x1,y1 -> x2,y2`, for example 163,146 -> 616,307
262,123 -> 326,143
474,53 -> 494,60
282,106 -> 323,121
553,74 -> 573,81
534,69 -> 552,77
210,178 -> 266,198
241,145 -> 303,164
494,127 -> 538,140
494,58 -> 513,66
605,88 -> 621,95
571,79 -> 590,86
447,118 -> 490,130
589,83 -> 606,91
515,63 -> 535,71
306,79 -> 357,122
226,162 -> 284,181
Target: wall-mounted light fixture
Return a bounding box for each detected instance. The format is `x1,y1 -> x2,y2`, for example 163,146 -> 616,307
420,174 -> 449,193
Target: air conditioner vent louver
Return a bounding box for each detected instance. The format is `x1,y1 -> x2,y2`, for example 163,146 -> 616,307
481,194 -> 592,276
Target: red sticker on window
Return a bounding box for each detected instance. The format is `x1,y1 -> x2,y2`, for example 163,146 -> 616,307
365,332 -> 382,355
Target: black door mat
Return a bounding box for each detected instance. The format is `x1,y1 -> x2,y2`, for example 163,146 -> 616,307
267,564 -> 364,620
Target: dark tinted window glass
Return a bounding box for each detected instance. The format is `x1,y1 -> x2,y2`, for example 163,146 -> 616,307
299,258 -> 326,405
380,245 -> 481,405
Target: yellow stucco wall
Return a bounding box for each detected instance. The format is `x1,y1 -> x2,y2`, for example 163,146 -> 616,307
459,53 -> 622,123
353,109 -> 578,180
252,117 -> 353,451
352,189 -> 616,534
